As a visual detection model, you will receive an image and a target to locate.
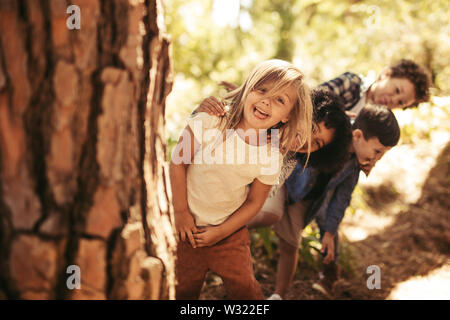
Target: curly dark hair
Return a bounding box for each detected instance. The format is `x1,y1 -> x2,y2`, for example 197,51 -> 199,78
297,88 -> 352,173
390,59 -> 431,108
353,104 -> 400,147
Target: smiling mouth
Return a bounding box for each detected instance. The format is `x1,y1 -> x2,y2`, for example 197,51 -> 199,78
253,106 -> 270,120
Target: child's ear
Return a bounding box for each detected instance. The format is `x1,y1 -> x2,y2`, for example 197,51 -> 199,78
353,129 -> 363,140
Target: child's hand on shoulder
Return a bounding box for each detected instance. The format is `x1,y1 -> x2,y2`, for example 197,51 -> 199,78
174,209 -> 198,248
194,225 -> 225,247
195,96 -> 227,117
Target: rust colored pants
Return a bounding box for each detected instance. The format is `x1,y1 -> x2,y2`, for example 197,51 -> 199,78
175,227 -> 263,300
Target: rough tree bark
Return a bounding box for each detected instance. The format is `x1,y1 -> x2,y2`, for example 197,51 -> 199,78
0,0 -> 176,299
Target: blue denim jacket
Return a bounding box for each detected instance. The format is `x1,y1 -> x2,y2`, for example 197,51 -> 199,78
285,156 -> 360,235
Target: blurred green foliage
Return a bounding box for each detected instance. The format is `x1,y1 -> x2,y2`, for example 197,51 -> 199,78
251,227 -> 278,261
298,225 -> 322,270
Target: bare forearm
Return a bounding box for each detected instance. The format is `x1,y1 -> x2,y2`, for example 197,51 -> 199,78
193,180 -> 272,247
218,198 -> 265,238
217,180 -> 272,238
169,161 -> 189,212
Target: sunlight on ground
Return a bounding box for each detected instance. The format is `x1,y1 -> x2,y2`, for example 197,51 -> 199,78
343,215 -> 395,242
388,264 -> 450,300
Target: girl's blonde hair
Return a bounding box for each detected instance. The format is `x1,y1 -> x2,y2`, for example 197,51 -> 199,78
219,59 -> 313,156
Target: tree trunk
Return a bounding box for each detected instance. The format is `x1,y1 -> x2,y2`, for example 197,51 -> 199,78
0,0 -> 176,300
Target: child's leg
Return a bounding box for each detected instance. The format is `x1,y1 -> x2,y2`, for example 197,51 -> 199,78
275,237 -> 299,298
208,227 -> 264,300
272,199 -> 310,298
175,240 -> 208,299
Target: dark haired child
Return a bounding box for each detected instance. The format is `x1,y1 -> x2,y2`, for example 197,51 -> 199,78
268,104 -> 401,299
320,59 -> 431,115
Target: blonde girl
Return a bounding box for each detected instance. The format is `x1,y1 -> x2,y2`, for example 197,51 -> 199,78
169,59 -> 312,299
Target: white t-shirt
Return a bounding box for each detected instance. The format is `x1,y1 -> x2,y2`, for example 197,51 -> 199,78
185,112 -> 283,226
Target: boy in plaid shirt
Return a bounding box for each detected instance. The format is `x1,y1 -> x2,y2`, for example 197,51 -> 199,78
319,59 -> 431,116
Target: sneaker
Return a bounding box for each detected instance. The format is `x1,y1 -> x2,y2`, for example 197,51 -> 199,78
267,293 -> 282,300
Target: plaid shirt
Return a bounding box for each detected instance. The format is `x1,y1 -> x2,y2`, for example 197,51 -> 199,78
318,72 -> 366,111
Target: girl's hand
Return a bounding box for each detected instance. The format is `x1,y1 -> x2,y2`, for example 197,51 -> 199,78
193,226 -> 225,247
174,209 -> 198,248
195,96 -> 227,117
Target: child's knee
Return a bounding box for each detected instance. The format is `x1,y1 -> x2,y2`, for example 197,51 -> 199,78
278,237 -> 298,255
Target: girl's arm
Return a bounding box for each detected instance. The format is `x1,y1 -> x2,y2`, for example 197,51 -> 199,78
194,179 -> 272,247
169,126 -> 199,247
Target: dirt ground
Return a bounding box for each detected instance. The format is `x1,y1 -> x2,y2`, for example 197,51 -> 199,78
199,119 -> 450,300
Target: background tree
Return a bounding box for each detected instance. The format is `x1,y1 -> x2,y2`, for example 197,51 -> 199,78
0,0 -> 176,299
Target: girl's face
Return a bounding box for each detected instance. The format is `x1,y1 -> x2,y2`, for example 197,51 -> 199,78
294,121 -> 335,153
239,81 -> 297,130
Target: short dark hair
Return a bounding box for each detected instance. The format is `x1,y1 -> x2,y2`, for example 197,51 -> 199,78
297,88 -> 352,173
353,104 -> 400,147
390,59 -> 431,108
